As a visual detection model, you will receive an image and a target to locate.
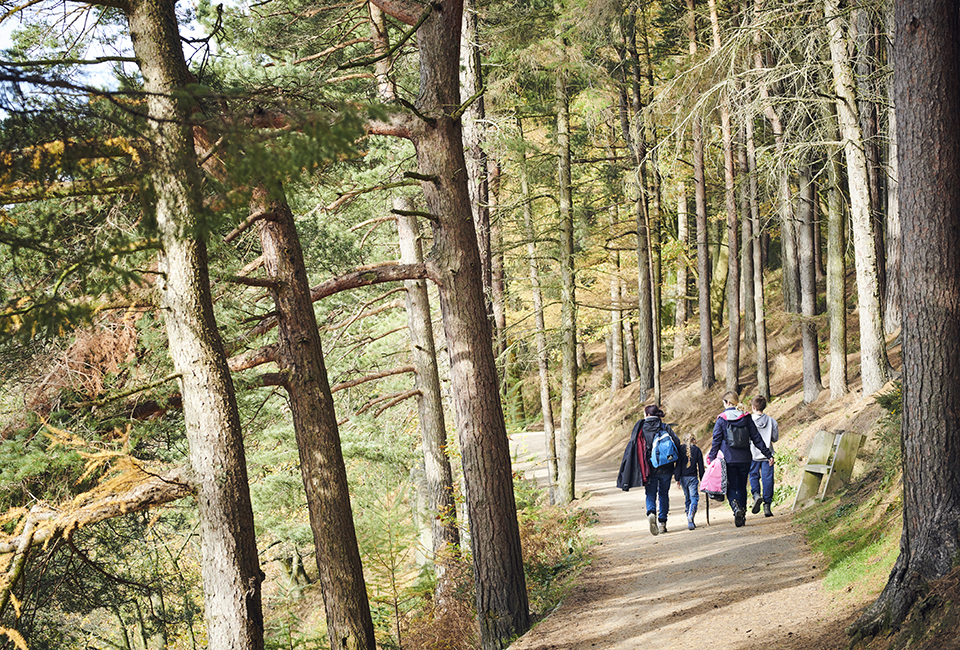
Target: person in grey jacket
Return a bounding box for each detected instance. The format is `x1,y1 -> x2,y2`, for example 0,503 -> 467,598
749,395 -> 780,517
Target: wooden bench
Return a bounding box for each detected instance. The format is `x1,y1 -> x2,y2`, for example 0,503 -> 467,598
791,430 -> 864,510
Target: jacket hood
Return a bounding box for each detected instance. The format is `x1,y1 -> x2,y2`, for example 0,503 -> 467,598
720,408 -> 747,422
753,412 -> 771,429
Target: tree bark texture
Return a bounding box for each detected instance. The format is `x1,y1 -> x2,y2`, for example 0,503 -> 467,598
125,3 -> 265,649
826,0 -> 890,396
798,166 -> 824,403
369,0 -> 531,643
826,140 -> 849,400
395,196 -> 461,601
519,116 -> 557,501
693,115 -> 715,390
747,113 -> 769,402
460,0 -> 493,329
739,132 -> 756,352
556,68 -> 579,505
883,0 -> 902,335
674,182 -> 690,360
255,187 -> 376,649
852,0 -> 960,636
709,0 -> 740,395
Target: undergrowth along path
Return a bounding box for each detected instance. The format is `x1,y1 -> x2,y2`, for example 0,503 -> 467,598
509,431 -> 863,650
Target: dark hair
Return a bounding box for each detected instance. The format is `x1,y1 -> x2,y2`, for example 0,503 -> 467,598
644,404 -> 666,418
752,395 -> 767,412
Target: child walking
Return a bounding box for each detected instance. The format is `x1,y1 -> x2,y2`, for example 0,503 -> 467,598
675,434 -> 705,529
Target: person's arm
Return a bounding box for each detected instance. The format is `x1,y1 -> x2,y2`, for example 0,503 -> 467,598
748,418 -> 772,458
695,446 -> 705,479
708,418 -> 723,462
771,418 -> 780,443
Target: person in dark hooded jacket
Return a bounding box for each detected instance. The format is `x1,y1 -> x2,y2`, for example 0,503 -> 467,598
708,391 -> 773,528
641,404 -> 683,535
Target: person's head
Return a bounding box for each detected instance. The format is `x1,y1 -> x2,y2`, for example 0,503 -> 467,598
644,404 -> 665,419
721,391 -> 740,408
752,395 -> 767,413
688,433 -> 697,447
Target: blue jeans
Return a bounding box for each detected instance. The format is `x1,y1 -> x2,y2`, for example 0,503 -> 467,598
645,474 -> 672,522
726,462 -> 751,512
679,475 -> 700,515
749,459 -> 775,504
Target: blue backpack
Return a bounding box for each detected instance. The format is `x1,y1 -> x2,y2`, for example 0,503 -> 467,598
651,426 -> 679,468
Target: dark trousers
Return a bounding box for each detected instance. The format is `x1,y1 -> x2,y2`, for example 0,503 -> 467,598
726,462 -> 751,511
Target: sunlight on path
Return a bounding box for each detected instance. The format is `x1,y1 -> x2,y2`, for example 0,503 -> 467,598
508,431 -> 859,650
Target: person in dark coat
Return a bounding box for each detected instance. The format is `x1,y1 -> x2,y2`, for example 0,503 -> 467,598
675,433 -> 705,530
707,391 -> 773,528
641,404 -> 683,535
616,419 -> 650,491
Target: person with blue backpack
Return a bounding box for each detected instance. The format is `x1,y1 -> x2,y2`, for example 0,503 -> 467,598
641,404 -> 683,535
707,392 -> 774,528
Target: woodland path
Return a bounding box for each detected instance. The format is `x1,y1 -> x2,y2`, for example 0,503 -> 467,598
508,430 -> 862,650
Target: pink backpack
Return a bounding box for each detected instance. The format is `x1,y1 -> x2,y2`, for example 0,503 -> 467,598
700,451 -> 726,498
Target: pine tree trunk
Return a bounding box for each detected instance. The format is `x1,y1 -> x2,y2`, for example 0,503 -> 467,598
851,0 -> 960,636
825,0 -> 890,396
797,166 -> 824,403
674,182 -> 690,359
518,117 -> 557,501
124,2 -> 263,648
883,2 -> 902,335
826,138 -> 849,399
709,0 -> 741,395
556,67 -> 579,505
460,0 -> 493,330
371,7 -> 461,596
370,0 -> 531,643
739,133 -> 756,352
745,93 -> 769,401
395,196 -> 461,600
255,188 -> 375,649
694,114 -> 715,390
625,15 -> 655,395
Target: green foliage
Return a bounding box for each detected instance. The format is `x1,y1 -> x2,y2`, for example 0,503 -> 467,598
514,474 -> 595,618
795,487 -> 901,597
874,381 -> 903,487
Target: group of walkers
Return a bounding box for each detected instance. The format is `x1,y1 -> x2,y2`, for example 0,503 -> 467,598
617,391 -> 780,533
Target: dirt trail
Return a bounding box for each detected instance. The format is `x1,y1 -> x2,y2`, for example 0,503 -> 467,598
509,431 -> 863,650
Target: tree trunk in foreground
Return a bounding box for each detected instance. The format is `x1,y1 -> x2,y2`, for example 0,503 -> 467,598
850,0 -> 960,638
255,187 -> 376,649
125,1 -> 263,647
370,0 -> 530,644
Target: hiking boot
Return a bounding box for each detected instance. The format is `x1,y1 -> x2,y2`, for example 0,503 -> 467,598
751,497 -> 762,514
732,501 -> 746,528
764,502 -> 773,517
658,522 -> 667,534
648,512 -> 659,536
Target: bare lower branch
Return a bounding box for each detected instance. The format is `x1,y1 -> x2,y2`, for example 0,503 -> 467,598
330,365 -> 415,393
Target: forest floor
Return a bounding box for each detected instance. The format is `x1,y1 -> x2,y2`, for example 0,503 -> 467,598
506,313 -> 900,650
